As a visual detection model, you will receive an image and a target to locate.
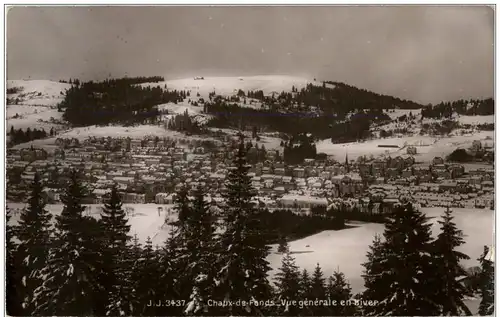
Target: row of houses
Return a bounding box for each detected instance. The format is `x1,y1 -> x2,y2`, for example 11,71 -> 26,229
7,136 -> 493,215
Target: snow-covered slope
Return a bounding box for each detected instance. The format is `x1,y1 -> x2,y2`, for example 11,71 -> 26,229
6,77 -> 494,159
6,80 -> 71,130
457,115 -> 494,125
141,75 -> 318,126
7,80 -> 70,107
142,75 -> 316,99
317,131 -> 494,163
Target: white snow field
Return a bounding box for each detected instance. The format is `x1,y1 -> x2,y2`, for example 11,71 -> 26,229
268,207 -> 493,292
384,109 -> 418,121
6,80 -> 71,131
317,131 -> 494,163
7,202 -> 492,296
7,203 -> 176,247
11,124 -> 221,150
267,207 -> 492,313
142,75 -> 319,123
457,115 -> 495,125
12,124 -> 285,153
7,77 -> 494,161
142,75 -> 316,99
7,76 -> 316,147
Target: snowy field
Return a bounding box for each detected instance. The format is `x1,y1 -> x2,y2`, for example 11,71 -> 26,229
6,80 -> 70,131
267,207 -> 493,293
7,77 -> 494,162
141,75 -> 317,99
268,207 -> 492,313
142,75 -> 319,122
7,80 -> 70,104
8,202 -> 493,296
7,108 -> 63,131
11,124 -> 224,150
457,115 -> 495,125
318,131 -> 494,163
7,203 -> 176,247
384,109 -> 419,120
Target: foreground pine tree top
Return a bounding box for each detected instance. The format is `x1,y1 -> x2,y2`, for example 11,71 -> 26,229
362,202 -> 441,316
216,138 -> 273,316
15,173 -> 53,315
33,169 -> 98,316
432,207 -> 472,316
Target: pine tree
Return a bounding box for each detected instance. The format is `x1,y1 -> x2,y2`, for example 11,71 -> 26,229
274,247 -> 301,316
478,246 -> 494,315
326,270 -> 356,316
99,185 -> 132,315
299,269 -> 313,315
299,268 -> 312,298
85,215 -> 108,315
156,231 -> 183,316
15,173 -> 53,314
184,187 -> 217,315
10,125 -> 14,136
174,185 -> 191,226
215,137 -> 272,315
33,169 -> 98,315
361,234 -> 388,316
136,237 -> 161,316
105,241 -> 138,316
26,127 -> 32,141
311,263 -> 326,299
6,208 -> 23,316
277,235 -> 289,254
432,207 -> 472,315
167,186 -> 194,305
362,203 -> 440,315
310,263 -> 328,315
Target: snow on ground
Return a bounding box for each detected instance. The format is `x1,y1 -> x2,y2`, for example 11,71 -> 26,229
384,109 -> 419,120
157,102 -> 204,117
318,131 -> 494,163
6,80 -> 70,131
8,201 -> 492,296
207,127 -> 283,151
255,135 -> 283,152
142,75 -> 315,99
11,124 -> 223,150
267,207 -> 493,295
457,115 -> 495,125
156,101 -> 212,125
137,76 -> 317,128
7,108 -> 63,131
7,80 -> 70,105
7,104 -> 42,118
7,203 -> 176,247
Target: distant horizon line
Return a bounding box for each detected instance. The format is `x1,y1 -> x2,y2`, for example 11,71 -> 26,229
7,73 -> 319,82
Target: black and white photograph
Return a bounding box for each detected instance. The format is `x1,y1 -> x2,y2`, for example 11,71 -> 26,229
4,5 -> 495,316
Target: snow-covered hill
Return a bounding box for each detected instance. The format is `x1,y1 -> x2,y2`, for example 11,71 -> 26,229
6,76 -> 494,165
142,75 -> 317,99
7,76 -> 313,132
7,80 -> 70,106
317,131 -> 494,163
142,75 -> 319,123
6,80 -> 71,130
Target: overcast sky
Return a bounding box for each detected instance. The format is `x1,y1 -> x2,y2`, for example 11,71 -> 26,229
7,6 -> 494,104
